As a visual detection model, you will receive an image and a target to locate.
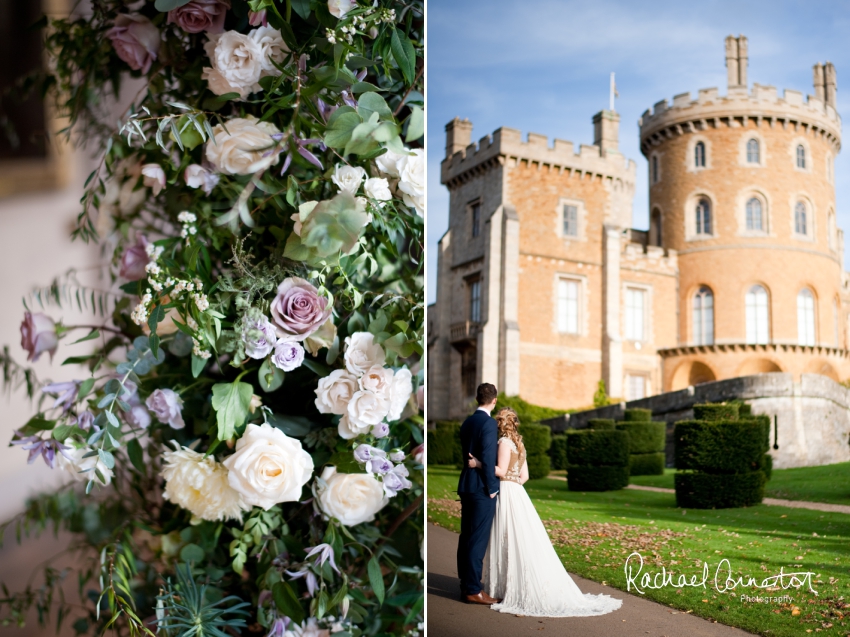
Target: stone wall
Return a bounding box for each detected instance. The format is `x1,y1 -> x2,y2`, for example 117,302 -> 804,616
541,372 -> 850,469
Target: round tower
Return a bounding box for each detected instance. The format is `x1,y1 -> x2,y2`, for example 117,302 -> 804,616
639,35 -> 849,389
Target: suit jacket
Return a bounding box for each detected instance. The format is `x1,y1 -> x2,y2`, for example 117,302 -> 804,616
456,409 -> 500,496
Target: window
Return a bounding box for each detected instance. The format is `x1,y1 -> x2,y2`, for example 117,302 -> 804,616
625,374 -> 647,401
651,208 -> 662,246
625,287 -> 646,341
745,198 -> 763,231
796,144 -> 806,169
794,201 -> 807,235
797,289 -> 816,346
746,138 -> 760,163
693,286 -> 714,345
696,198 -> 712,235
470,202 -> 481,238
745,285 -> 770,344
469,279 -> 481,323
563,204 -> 578,237
461,348 -> 477,398
695,141 -> 706,168
557,278 -> 579,334
652,155 -> 659,183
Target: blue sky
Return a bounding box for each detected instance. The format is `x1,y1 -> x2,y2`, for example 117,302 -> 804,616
426,0 -> 850,303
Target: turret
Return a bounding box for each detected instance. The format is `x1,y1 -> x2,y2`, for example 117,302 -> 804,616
445,117 -> 473,158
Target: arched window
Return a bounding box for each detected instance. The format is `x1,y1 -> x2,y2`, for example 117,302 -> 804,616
797,288 -> 816,346
796,144 -> 806,169
794,201 -> 807,235
745,285 -> 769,344
746,138 -> 760,163
652,155 -> 659,183
693,286 -> 714,345
695,198 -> 711,235
695,141 -> 706,168
745,198 -> 763,231
651,208 -> 662,246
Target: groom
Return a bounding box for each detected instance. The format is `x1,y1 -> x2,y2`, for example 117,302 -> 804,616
456,382 -> 502,604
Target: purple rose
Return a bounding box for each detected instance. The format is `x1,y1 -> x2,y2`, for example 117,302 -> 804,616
20,312 -> 58,362
389,449 -> 405,463
145,388 -> 185,429
382,464 -> 412,497
353,443 -> 386,464
371,422 -> 390,439
167,0 -> 230,34
367,457 -> 393,476
270,277 -> 332,342
125,403 -> 152,429
107,14 -> 161,74
119,235 -> 151,280
242,315 -> 278,359
271,339 -> 305,372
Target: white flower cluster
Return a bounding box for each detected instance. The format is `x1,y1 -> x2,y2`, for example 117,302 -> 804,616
177,210 -> 198,240
343,148 -> 423,217
314,333 -> 413,440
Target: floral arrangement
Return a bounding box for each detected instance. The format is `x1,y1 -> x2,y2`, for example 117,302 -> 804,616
0,0 -> 423,635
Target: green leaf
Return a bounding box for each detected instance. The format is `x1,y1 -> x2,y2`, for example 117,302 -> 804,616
290,0 -> 310,20
78,377 -> 96,398
301,193 -> 369,257
368,556 -> 385,606
258,359 -> 285,392
356,92 -> 393,121
405,106 -> 424,142
180,543 -> 205,563
51,424 -> 74,441
301,358 -> 331,377
127,438 -> 145,473
154,0 -> 192,10
283,232 -> 313,263
191,353 -> 208,378
70,329 -> 100,345
211,381 -> 254,441
351,81 -> 380,94
324,107 -> 362,150
272,581 -> 305,625
327,451 -> 361,474
390,28 -> 416,85
61,354 -> 95,366
267,413 -> 313,437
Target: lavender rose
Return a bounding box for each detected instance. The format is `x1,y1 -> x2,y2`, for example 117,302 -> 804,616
168,0 -> 230,34
353,444 -> 386,464
270,277 -> 332,342
119,235 -> 150,280
20,312 -> 58,362
146,388 -> 185,429
382,464 -> 412,497
241,314 -> 278,359
107,14 -> 161,74
271,340 -> 305,372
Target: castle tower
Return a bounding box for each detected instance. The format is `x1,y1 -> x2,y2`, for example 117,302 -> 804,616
639,35 -> 849,390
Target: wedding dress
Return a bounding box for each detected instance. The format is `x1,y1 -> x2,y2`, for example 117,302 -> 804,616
482,437 -> 623,617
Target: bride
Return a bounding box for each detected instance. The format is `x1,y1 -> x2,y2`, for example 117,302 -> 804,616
467,408 -> 623,617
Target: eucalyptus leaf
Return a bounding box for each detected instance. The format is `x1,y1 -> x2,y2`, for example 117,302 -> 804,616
405,106 -> 424,142
258,359 -> 285,392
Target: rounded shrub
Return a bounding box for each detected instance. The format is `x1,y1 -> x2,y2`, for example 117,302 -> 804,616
518,423 -> 551,480
550,435 -> 568,470
674,420 -> 766,474
567,465 -> 630,491
588,418 -> 616,429
675,471 -> 766,509
622,408 -> 652,422
629,452 -> 665,476
526,453 -> 551,480
693,403 -> 739,421
426,421 -> 462,465
566,429 -> 630,491
615,421 -> 666,454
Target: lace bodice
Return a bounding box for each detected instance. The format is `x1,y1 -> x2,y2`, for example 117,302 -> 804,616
498,436 -> 526,484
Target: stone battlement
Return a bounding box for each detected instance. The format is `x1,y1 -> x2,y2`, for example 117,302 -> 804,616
622,239 -> 679,272
639,83 -> 841,155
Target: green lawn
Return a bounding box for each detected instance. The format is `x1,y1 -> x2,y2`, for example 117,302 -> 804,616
630,462 -> 850,506
428,466 -> 850,637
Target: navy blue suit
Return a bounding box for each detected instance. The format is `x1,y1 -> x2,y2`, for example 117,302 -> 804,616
456,409 -> 500,595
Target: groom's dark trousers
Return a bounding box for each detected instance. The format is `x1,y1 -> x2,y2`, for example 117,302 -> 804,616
456,409 -> 500,596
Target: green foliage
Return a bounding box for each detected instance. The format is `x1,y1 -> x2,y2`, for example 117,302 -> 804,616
674,420 -> 767,474
587,418 -> 615,429
427,421 -> 461,465
526,453 -> 551,480
566,465 -> 630,491
628,452 -> 666,476
592,379 -> 609,408
518,422 -> 551,480
693,403 -> 739,421
549,435 -> 568,470
622,408 -> 652,422
495,393 -> 566,424
566,429 -> 630,467
615,421 -> 666,454
674,471 -> 766,509
211,381 -> 254,442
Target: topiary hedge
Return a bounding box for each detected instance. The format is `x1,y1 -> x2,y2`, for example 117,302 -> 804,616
674,471 -> 766,508
622,408 -> 652,422
693,403 -> 739,421
588,418 -> 616,429
519,423 -> 551,479
550,435 -> 568,470
567,465 -> 630,492
629,452 -> 665,475
426,421 -> 462,465
566,429 -> 630,491
616,409 -> 666,476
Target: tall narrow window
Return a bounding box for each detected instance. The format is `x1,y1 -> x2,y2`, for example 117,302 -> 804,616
563,204 -> 578,237
745,198 -> 763,231
834,297 -> 840,346
557,278 -> 579,334
796,144 -> 806,169
470,202 -> 481,238
693,286 -> 714,345
695,141 -> 706,168
651,208 -> 662,246
797,289 -> 816,346
745,285 -> 770,344
625,287 -> 646,341
746,138 -> 760,163
794,201 -> 807,235
461,348 -> 477,398
651,156 -> 659,183
696,198 -> 711,235
469,279 -> 481,323
625,374 -> 647,401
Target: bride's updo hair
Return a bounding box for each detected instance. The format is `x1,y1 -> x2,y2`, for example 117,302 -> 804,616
495,407 -> 523,451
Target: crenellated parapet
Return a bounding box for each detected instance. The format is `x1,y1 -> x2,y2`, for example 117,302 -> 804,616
638,83 -> 842,156
622,239 -> 679,275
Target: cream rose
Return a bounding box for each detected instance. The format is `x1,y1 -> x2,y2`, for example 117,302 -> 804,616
205,116 -> 281,175
364,177 -> 392,202
250,26 -> 288,76
346,390 -> 390,430
161,444 -> 246,522
223,423 -> 314,510
317,466 -> 388,526
343,332 -> 386,375
331,164 -> 366,195
314,368 -> 358,415
374,149 -> 404,177
338,413 -> 369,439
358,365 -> 394,397
202,31 -> 263,98
397,149 -> 424,216
387,367 -> 413,421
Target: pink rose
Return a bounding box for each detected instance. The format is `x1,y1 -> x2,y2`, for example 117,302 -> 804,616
120,235 -> 151,280
20,312 -> 58,362
168,0 -> 230,34
146,388 -> 185,430
270,277 -> 332,342
248,9 -> 268,27
107,14 -> 161,74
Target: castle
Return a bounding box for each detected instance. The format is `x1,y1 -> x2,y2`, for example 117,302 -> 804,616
428,35 -> 850,421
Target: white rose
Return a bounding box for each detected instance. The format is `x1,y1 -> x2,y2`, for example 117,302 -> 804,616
364,177 -> 392,202
202,31 -> 264,98
223,423 -> 314,510
346,390 -> 390,429
402,191 -> 424,217
338,413 -> 368,439
375,149 -> 404,177
205,116 -> 282,175
359,365 -> 394,397
57,440 -> 114,485
317,466 -> 388,526
328,0 -> 355,19
141,163 -> 165,196
249,26 -> 288,76
184,164 -> 219,194
387,367 -> 413,421
397,149 -> 424,197
343,332 -> 386,375
314,368 -> 358,415
331,164 -> 366,195
161,444 -> 247,522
